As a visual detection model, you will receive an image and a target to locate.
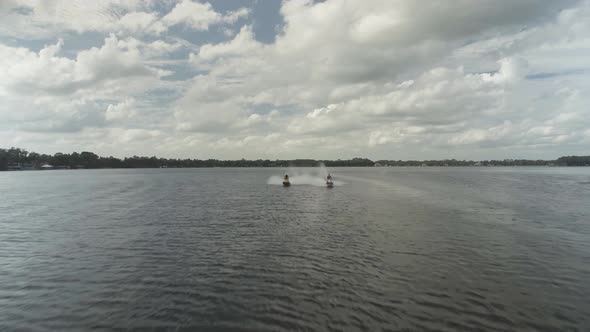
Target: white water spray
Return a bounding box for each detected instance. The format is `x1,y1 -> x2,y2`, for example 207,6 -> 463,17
267,164 -> 345,186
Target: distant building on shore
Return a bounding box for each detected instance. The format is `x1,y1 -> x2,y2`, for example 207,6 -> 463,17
7,163 -> 35,170
7,163 -> 22,171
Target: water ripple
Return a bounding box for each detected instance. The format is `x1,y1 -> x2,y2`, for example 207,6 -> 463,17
1,168 -> 589,331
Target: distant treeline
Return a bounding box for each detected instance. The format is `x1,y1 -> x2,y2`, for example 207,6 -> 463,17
375,156 -> 590,167
0,147 -> 374,170
555,155 -> 590,166
377,159 -> 547,167
1,147 -> 589,170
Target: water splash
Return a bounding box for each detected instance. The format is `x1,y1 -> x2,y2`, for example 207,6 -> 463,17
267,165 -> 344,186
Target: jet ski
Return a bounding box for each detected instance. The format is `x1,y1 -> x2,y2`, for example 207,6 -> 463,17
326,174 -> 334,188
283,174 -> 291,187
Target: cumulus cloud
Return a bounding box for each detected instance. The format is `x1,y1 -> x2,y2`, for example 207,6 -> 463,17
0,34 -> 170,139
2,0 -> 590,159
116,11 -> 168,35
0,0 -> 250,38
162,1 -> 250,31
191,26 -> 261,64
105,99 -> 137,122
166,0 -> 590,159
0,0 -> 147,38
0,35 -> 160,96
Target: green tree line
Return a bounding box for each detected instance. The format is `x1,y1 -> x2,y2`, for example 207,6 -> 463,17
0,147 -> 374,170
376,156 -> 588,166
556,155 -> 590,166
1,147 -> 588,170
376,159 -> 555,167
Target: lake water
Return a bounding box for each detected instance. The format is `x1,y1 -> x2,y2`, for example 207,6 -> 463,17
1,167 -> 589,331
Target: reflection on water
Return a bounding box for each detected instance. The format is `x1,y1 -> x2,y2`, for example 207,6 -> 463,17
1,167 -> 589,331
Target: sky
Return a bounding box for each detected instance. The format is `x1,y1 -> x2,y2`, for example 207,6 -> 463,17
1,0 -> 590,160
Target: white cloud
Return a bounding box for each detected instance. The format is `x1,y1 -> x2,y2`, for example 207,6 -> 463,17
162,0 -> 250,31
0,0 -> 250,38
0,0 -> 149,38
116,37 -> 184,59
166,0 -> 590,159
0,34 -> 172,138
190,25 -> 262,65
2,0 -> 590,159
105,99 -> 137,121
116,12 -> 167,35
115,128 -> 162,144
0,35 -> 160,97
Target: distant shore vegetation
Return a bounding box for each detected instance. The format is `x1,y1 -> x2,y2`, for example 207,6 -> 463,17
1,147 -> 589,171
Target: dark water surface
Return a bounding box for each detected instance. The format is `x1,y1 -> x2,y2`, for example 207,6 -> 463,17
1,167 -> 590,331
